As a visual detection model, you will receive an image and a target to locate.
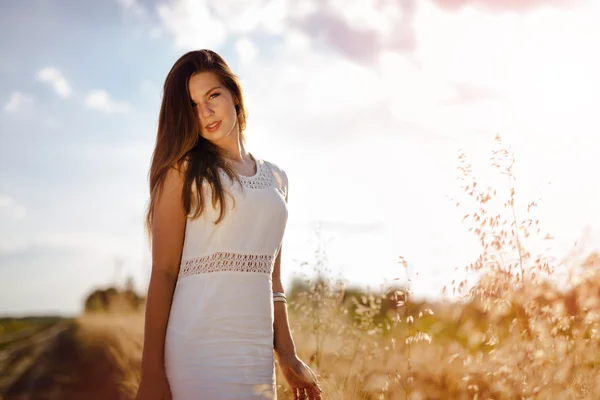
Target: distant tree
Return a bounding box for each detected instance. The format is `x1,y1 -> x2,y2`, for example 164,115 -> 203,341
83,284 -> 145,313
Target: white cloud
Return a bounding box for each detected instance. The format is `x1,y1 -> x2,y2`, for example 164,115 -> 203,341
35,67 -> 72,98
235,37 -> 258,64
282,28 -> 312,52
157,1 -> 228,50
432,0 -> 585,13
84,90 -> 132,114
3,91 -> 34,113
116,0 -> 147,18
0,195 -> 27,219
154,0 -> 413,60
411,0 -> 600,147
246,50 -> 384,118
249,0 -> 289,35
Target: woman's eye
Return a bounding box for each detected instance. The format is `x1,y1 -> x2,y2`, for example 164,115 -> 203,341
210,93 -> 220,99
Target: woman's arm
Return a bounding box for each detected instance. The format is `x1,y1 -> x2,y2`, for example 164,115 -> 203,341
140,165 -> 187,376
272,184 -> 297,359
272,245 -> 298,359
272,244 -> 323,398
272,190 -> 323,398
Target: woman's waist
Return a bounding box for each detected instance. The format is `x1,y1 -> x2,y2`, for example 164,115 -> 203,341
178,250 -> 276,277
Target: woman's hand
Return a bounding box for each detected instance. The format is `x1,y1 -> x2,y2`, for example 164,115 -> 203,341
135,370 -> 172,400
278,354 -> 323,399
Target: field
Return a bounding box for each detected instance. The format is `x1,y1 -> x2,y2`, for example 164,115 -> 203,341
0,316 -> 66,393
5,263 -> 600,400
0,315 -> 127,400
2,137 -> 600,399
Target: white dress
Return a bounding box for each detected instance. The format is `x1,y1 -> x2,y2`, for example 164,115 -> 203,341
165,156 -> 288,400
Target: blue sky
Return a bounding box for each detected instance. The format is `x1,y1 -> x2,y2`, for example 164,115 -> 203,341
2,0 -> 600,316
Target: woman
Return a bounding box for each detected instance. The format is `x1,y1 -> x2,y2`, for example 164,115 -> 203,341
135,50 -> 323,399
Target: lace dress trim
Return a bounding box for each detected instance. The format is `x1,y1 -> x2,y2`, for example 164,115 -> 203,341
219,160 -> 273,190
179,252 -> 274,277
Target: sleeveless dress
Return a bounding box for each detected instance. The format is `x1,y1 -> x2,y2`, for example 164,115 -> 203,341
164,156 -> 288,400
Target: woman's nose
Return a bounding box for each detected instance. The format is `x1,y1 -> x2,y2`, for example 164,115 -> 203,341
199,102 -> 214,118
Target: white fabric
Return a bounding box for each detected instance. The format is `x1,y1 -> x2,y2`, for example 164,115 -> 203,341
165,157 -> 288,400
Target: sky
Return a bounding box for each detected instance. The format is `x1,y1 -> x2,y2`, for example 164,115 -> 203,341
1,0 -> 600,316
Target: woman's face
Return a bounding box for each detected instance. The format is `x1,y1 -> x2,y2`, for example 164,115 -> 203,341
188,71 -> 238,143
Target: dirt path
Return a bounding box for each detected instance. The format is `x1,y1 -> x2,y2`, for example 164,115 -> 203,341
3,323 -> 124,400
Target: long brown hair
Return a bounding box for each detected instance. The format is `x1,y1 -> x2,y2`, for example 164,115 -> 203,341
144,49 -> 249,245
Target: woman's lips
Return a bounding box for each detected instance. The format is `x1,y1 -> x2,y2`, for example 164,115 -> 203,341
206,121 -> 221,132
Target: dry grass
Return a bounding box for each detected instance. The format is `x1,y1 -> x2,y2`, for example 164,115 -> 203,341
76,312 -> 144,399
72,134 -> 600,399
